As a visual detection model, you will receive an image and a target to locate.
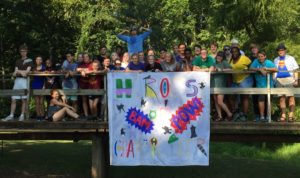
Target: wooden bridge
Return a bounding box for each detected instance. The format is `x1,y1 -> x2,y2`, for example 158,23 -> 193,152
1,72 -> 300,178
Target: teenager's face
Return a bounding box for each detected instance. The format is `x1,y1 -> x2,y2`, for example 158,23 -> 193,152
52,91 -> 60,99
123,52 -> 129,62
111,53 -> 118,61
20,49 -> 28,58
92,62 -> 100,70
159,51 -> 166,59
200,50 -> 208,60
77,54 -> 83,63
178,45 -> 185,55
103,59 -> 110,67
35,57 -> 43,65
184,51 -> 192,59
46,60 -> 52,67
132,55 -> 139,63
194,47 -> 201,56
165,53 -> 172,63
216,55 -> 223,63
83,54 -> 90,63
66,53 -> 73,62
258,53 -> 266,63
210,44 -> 218,53
251,47 -> 259,55
231,48 -> 240,59
148,56 -> 155,64
138,52 -> 144,61
147,50 -> 155,56
130,30 -> 137,36
99,47 -> 107,55
278,49 -> 286,57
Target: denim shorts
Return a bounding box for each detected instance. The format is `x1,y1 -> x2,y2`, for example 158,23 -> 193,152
231,76 -> 253,88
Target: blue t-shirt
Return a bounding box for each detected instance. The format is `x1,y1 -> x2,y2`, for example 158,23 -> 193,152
62,60 -> 78,89
127,62 -> 145,71
117,30 -> 152,55
250,59 -> 275,88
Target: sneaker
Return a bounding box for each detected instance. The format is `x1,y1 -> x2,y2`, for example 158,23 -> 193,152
18,115 -> 25,121
233,112 -> 240,122
239,112 -> 247,122
253,115 -> 260,122
260,116 -> 267,122
3,115 -> 14,121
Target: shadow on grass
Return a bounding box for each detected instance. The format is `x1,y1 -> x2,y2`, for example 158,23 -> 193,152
1,141 -> 300,178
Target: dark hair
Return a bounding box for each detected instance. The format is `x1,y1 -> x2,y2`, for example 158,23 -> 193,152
184,48 -> 192,53
19,44 -> 28,51
178,43 -> 186,48
210,41 -> 218,48
50,89 -> 59,96
258,50 -> 266,56
216,51 -> 224,58
160,48 -> 167,52
194,44 -> 202,49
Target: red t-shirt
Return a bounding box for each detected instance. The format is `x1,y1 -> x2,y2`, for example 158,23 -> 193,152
78,62 -> 92,89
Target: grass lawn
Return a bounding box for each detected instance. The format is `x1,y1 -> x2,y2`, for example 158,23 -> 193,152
1,140 -> 300,178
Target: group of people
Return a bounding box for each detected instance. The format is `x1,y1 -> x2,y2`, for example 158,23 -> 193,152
2,26 -> 299,122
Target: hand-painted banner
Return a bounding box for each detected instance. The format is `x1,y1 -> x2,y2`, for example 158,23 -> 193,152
108,72 -> 210,166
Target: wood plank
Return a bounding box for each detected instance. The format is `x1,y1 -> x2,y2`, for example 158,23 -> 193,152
211,88 -> 269,94
0,89 -> 27,97
32,89 -> 106,96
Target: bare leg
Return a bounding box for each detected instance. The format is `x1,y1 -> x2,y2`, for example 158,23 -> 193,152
288,96 -> 295,119
217,95 -> 232,117
40,96 -> 45,117
10,99 -> 17,115
21,99 -> 27,115
52,107 -> 67,122
258,101 -> 265,117
93,98 -> 99,117
82,96 -> 89,116
213,95 -> 222,118
242,95 -> 249,114
65,107 -> 79,119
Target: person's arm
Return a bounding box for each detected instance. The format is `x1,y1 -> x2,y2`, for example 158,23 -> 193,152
19,66 -> 32,77
117,30 -> 130,42
52,99 -> 75,111
193,65 -> 201,71
140,28 -> 152,39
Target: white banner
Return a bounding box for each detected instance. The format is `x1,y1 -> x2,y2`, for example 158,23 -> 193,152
108,72 -> 210,166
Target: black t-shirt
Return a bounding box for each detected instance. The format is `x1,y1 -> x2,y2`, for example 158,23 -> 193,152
145,62 -> 163,72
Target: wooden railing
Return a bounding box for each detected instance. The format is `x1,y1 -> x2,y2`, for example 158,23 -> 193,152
0,70 -> 300,123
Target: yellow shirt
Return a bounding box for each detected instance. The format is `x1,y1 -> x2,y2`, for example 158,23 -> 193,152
230,55 -> 251,83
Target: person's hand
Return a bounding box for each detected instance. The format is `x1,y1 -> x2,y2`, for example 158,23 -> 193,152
259,68 -> 267,76
81,71 -> 86,77
12,71 -> 17,77
65,71 -> 70,78
20,71 -> 27,77
293,80 -> 298,87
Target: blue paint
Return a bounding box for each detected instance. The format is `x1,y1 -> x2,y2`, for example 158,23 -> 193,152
126,108 -> 154,134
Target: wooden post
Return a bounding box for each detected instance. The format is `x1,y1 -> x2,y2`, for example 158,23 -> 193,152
91,133 -> 108,178
104,75 -> 108,122
267,73 -> 271,123
26,75 -> 31,120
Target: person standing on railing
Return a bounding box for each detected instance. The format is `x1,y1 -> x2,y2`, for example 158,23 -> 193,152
77,52 -> 92,118
229,46 -> 253,122
274,43 -> 299,122
3,44 -> 33,121
212,51 -> 233,121
117,26 -> 152,56
250,51 -> 277,122
31,56 -> 46,121
61,52 -> 78,113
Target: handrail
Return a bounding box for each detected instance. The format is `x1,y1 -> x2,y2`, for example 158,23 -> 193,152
0,71 -> 299,123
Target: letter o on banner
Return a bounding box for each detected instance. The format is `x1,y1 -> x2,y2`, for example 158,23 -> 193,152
160,78 -> 170,98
